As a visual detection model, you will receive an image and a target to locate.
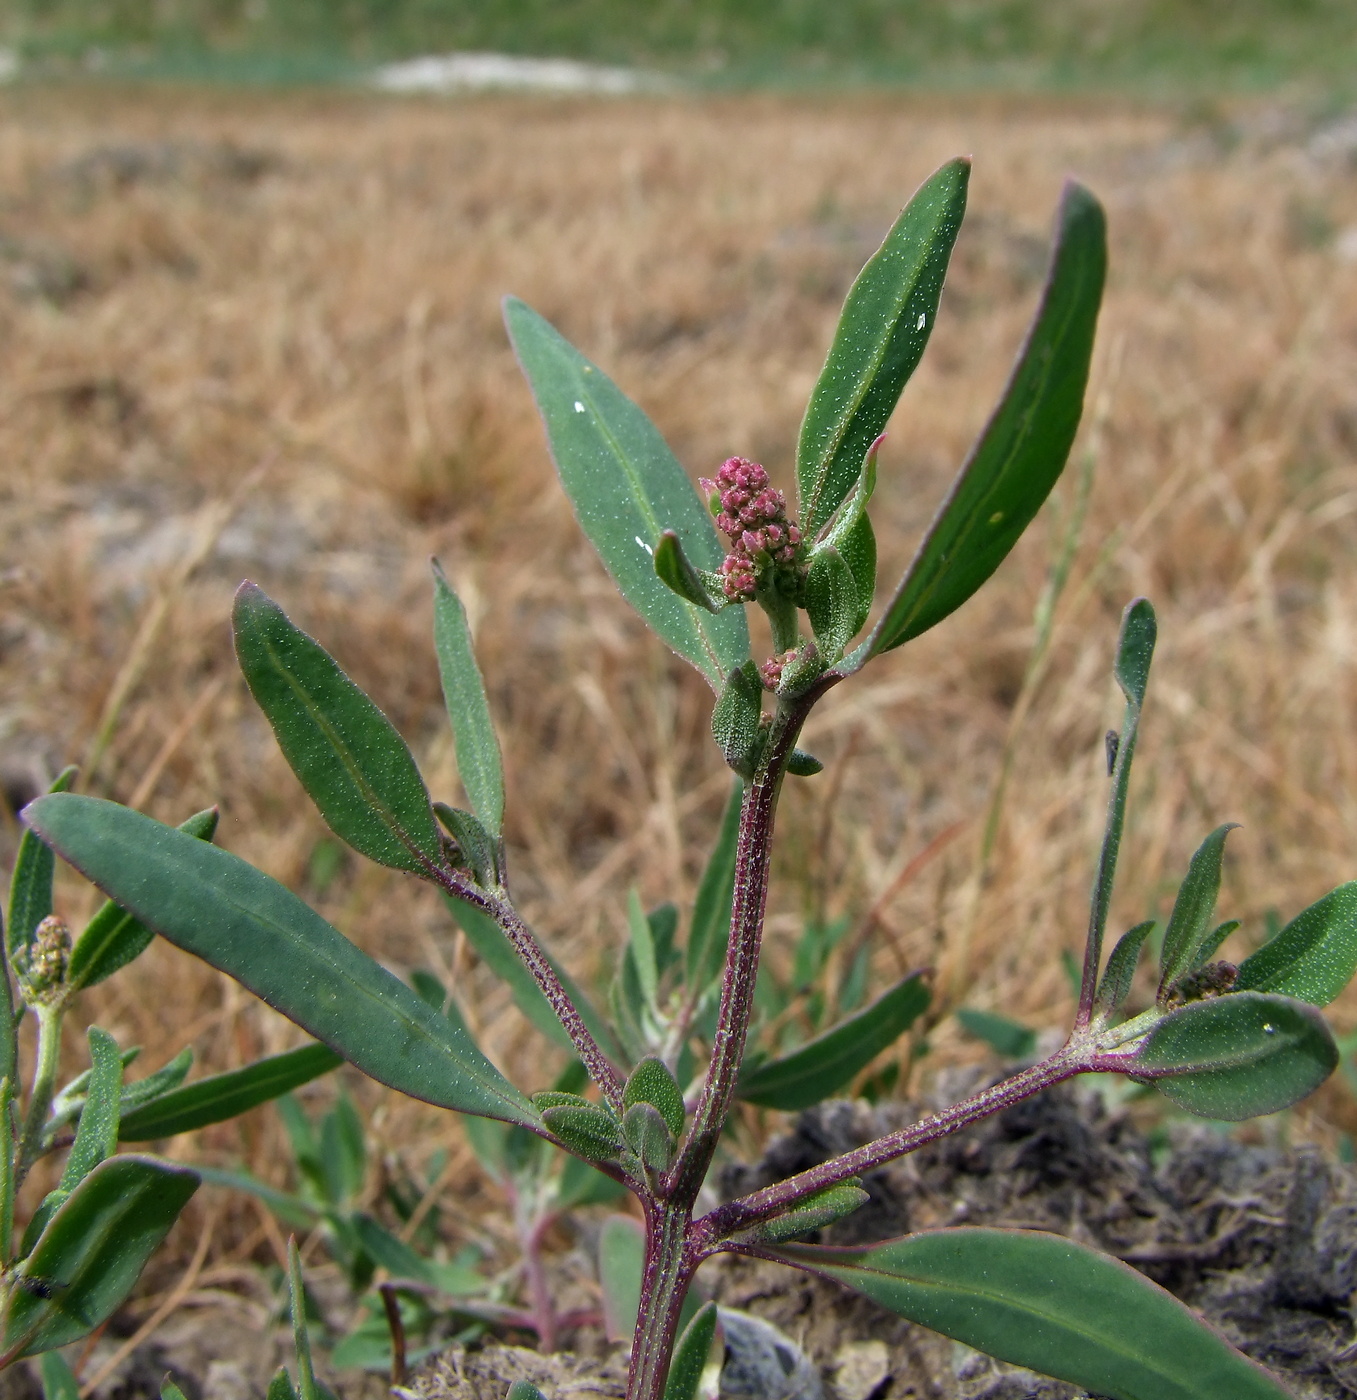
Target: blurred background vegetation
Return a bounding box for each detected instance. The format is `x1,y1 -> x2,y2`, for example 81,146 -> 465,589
4,0 -> 1357,96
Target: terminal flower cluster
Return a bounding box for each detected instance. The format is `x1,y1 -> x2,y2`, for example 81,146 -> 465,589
699,457 -> 804,602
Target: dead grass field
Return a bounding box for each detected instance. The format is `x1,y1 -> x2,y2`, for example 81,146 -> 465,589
3,84 -> 1357,1373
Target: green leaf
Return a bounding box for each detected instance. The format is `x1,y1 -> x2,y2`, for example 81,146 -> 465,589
59,1027 -> 123,1190
232,582 -> 445,877
504,297 -> 748,689
5,1155 -> 199,1356
622,1102 -> 674,1173
23,794 -> 539,1129
541,1103 -> 621,1162
1158,825 -> 1239,1002
320,1091 -> 366,1205
1094,920 -> 1156,1018
117,1047 -> 193,1115
797,159 -> 970,536
623,1057 -> 685,1138
663,1302 -> 719,1400
1134,990 -> 1338,1121
351,1213 -> 482,1295
1237,882 -> 1357,1007
1114,597 -> 1157,708
433,803 -> 499,888
506,1384 -> 547,1400
866,182 -> 1107,657
558,1150 -> 628,1209
40,1352 -> 80,1400
955,1007 -> 1037,1060
687,781 -> 743,993
599,1214 -> 645,1343
786,750 -> 824,777
803,546 -> 859,664
737,971 -> 929,1110
119,1043 -> 343,1140
194,1165 -> 320,1232
750,1182 -> 869,1245
268,1369 -> 300,1400
654,531 -> 726,613
68,806 -> 218,991
161,1382 -> 189,1400
6,765 -> 77,965
626,888 -> 659,1011
711,664 -> 764,779
778,1227 -> 1291,1400
431,561 -> 506,840
287,1239 -> 320,1400
1192,919 -> 1241,972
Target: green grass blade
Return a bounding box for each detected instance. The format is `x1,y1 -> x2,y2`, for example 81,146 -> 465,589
6,1155 -> 200,1356
779,1227 -> 1292,1400
736,971 -> 929,1110
797,158 -> 970,536
119,1043 -> 343,1140
867,182 -> 1106,656
233,582 -> 445,877
431,561 -> 505,840
23,794 -> 539,1128
504,297 -> 749,690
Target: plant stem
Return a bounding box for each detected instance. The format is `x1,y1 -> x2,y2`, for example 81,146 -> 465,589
694,1042 -> 1127,1244
15,1002 -> 63,1191
627,1198 -> 698,1400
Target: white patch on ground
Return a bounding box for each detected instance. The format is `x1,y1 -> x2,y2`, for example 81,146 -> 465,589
370,51 -> 671,96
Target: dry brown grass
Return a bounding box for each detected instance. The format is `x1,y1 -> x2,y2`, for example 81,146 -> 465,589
2,84 -> 1357,1341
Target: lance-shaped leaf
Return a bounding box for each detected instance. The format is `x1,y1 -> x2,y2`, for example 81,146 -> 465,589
505,297 -> 748,689
775,1228 -> 1291,1400
737,971 -> 929,1110
1094,920 -> 1156,1018
119,1043 -> 343,1140
23,794 -> 539,1128
233,582 -> 445,877
749,1182 -> 869,1245
687,780 -> 743,993
1158,825 -> 1239,1003
67,806 -> 218,991
955,1008 -> 1036,1060
804,547 -> 860,665
59,1028 -> 123,1191
1134,990 -> 1337,1121
866,182 -> 1107,657
431,561 -> 505,840
6,765 -> 77,965
797,160 -> 970,536
5,1155 -> 200,1356
1236,882 -> 1357,1008
664,1303 -> 719,1400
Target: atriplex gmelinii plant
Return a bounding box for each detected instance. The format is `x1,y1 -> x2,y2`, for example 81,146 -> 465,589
22,159 -> 1357,1400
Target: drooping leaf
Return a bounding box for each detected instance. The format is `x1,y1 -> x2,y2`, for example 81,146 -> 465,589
431,561 -> 506,840
1134,990 -> 1337,1121
663,1302 -> 719,1400
119,1043 -> 343,1140
67,806 -> 219,991
955,1007 -> 1037,1060
776,1227 -> 1291,1400
599,1214 -> 645,1344
23,794 -> 539,1128
797,160 -> 970,536
232,582 -> 445,877
1094,920 -> 1156,1018
59,1027 -> 123,1190
1236,882 -> 1357,1007
866,182 -> 1107,657
5,1155 -> 200,1356
504,297 -> 748,689
1157,825 -> 1239,1002
737,971 -> 929,1110
654,531 -> 726,613
6,765 -> 77,965
687,781 -> 743,993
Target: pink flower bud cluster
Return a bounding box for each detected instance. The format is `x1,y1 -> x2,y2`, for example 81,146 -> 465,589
699,457 -> 804,603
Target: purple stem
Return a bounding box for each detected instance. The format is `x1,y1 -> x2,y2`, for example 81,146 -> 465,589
693,1047 -> 1137,1247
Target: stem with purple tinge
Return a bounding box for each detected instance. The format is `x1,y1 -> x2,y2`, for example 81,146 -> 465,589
626,1198 -> 699,1400
522,1210 -> 559,1352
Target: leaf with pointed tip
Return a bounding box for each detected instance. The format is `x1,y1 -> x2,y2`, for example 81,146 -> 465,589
23,794 -> 539,1128
268,1371 -> 299,1400
119,1043 -> 342,1140
664,1303 -> 719,1400
434,803 -> 499,888
504,298 -> 748,689
6,765 -> 77,964
1236,882 -> 1357,1007
1135,990 -> 1337,1121
752,1182 -> 869,1245
866,183 -> 1106,657
798,160 -> 970,536
1158,825 -> 1239,1002
775,1227 -> 1292,1400
59,1028 -> 122,1191
1192,920 -> 1240,972
955,1007 -> 1036,1060
287,1240 -> 320,1400
737,971 -> 929,1110
431,562 -> 506,840
68,807 -> 218,991
5,1155 -> 200,1356
233,582 -> 444,877
687,780 -> 743,993
1095,920 -> 1156,1018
